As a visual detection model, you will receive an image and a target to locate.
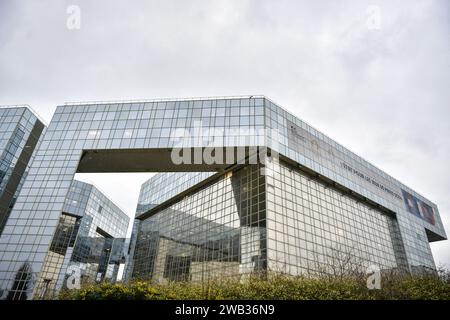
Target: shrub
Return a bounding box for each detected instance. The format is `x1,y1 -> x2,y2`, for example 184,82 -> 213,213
59,271 -> 450,300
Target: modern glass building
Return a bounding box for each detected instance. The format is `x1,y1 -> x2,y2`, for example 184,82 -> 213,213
0,96 -> 446,299
0,106 -> 45,236
5,179 -> 129,300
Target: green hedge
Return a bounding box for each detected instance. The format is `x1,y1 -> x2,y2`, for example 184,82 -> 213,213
59,271 -> 450,300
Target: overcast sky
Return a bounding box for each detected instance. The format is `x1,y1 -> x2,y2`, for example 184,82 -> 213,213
1,0 -> 449,266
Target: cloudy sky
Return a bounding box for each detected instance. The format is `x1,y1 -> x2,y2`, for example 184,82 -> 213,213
0,0 -> 449,266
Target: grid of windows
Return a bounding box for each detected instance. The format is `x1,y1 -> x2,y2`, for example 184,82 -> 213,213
0,107 -> 38,190
62,180 -> 129,238
0,107 -> 44,236
35,213 -> 79,299
136,172 -> 215,215
265,159 -> 399,276
32,180 -> 129,299
43,98 -> 265,151
131,165 -> 266,282
0,126 -> 25,193
0,108 -> 33,154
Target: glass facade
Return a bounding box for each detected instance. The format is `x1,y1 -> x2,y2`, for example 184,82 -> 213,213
130,165 -> 266,282
5,180 -> 129,300
265,158 -> 408,276
0,106 -> 45,236
135,172 -> 215,216
0,96 -> 446,299
126,157 -> 410,282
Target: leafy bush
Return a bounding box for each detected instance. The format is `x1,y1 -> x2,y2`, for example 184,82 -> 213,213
59,270 -> 450,300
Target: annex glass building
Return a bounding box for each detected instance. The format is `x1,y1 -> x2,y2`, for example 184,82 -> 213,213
0,96 -> 446,299
4,180 -> 129,300
0,106 -> 45,237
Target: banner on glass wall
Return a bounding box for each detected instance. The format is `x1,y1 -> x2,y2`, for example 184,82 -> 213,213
401,189 -> 435,225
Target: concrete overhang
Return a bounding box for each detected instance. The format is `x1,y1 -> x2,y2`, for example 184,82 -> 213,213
76,147 -> 264,173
